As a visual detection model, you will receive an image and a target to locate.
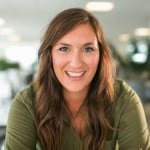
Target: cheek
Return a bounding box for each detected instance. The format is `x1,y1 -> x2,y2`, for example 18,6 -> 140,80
52,55 -> 67,72
87,55 -> 99,70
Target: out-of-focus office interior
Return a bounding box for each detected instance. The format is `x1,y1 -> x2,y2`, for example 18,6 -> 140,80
0,0 -> 150,149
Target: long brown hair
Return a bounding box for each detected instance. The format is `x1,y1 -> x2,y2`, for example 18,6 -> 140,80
35,8 -> 115,150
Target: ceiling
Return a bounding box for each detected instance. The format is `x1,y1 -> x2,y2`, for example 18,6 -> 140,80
0,0 -> 150,57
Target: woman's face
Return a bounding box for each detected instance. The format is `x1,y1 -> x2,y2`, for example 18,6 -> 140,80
52,23 -> 99,95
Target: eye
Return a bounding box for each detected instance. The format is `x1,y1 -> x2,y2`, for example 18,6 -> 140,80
58,47 -> 69,52
84,47 -> 94,52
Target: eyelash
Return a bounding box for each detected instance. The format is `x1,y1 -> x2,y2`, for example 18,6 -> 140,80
58,47 -> 69,52
58,46 -> 95,52
84,47 -> 95,52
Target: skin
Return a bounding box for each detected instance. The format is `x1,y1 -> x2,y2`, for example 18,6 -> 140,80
51,23 -> 99,119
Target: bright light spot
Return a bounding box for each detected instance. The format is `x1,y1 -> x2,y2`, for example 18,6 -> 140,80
127,44 -> 135,53
0,27 -> 14,35
131,53 -> 147,64
136,41 -> 148,54
0,18 -> 5,26
0,77 -> 11,100
85,2 -> 114,12
5,45 -> 38,70
119,34 -> 130,42
8,34 -> 21,42
134,28 -> 150,36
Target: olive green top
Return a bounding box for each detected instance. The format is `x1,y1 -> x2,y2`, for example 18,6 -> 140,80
4,79 -> 150,150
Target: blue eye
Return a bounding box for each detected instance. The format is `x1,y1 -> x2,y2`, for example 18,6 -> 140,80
58,47 -> 69,52
84,47 -> 94,52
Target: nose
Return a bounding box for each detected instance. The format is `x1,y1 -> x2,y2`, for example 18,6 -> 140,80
69,51 -> 83,68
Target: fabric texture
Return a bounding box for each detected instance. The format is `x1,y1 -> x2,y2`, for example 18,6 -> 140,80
4,79 -> 150,150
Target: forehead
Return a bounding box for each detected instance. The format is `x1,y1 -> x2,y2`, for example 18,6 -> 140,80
56,23 -> 98,44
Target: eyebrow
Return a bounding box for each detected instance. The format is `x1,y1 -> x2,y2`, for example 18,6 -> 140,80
83,42 -> 96,46
55,42 -> 96,47
55,43 -> 70,46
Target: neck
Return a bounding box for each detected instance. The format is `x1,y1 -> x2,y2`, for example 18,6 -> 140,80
63,90 -> 87,115
63,91 -> 88,136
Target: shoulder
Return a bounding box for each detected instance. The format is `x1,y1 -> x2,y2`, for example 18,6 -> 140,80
114,78 -> 134,96
108,79 -> 143,130
110,79 -> 150,149
110,79 -> 145,124
111,78 -> 143,119
113,78 -> 140,105
5,82 -> 38,149
11,82 -> 36,117
14,82 -> 35,104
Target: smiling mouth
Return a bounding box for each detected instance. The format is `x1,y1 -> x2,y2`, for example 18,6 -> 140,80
66,71 -> 85,77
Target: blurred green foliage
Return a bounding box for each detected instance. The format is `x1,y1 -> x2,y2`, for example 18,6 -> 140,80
0,59 -> 20,70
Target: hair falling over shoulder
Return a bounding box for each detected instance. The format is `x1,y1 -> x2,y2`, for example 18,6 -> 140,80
34,8 -> 116,150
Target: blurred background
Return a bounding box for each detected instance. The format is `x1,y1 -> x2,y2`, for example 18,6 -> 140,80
0,0 -> 150,149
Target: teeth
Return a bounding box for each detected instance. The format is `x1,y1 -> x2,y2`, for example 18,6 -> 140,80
67,71 -> 84,77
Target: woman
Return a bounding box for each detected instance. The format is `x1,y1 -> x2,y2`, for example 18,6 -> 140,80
5,8 -> 150,150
